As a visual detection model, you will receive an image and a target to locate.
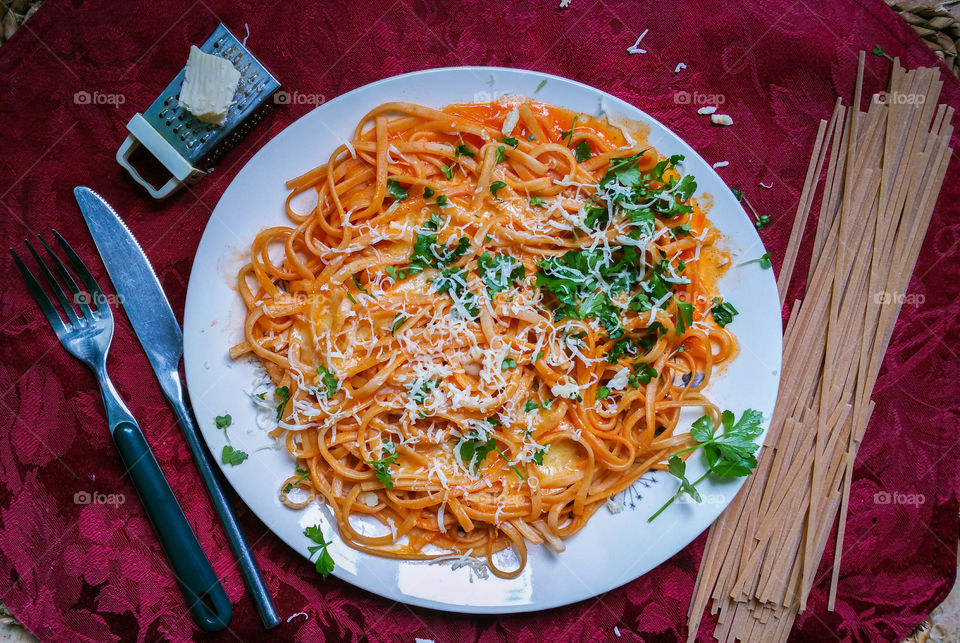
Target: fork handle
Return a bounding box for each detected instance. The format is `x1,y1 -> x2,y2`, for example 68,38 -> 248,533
100,379 -> 233,631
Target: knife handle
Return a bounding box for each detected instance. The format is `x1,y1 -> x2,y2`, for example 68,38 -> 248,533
167,379 -> 282,629
99,375 -> 232,632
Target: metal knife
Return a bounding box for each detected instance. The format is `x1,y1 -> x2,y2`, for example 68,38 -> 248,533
75,186 -> 281,629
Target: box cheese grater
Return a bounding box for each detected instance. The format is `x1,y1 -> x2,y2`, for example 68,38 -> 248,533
117,23 -> 281,199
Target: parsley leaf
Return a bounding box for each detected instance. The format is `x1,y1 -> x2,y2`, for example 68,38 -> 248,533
597,386 -> 610,400
385,265 -> 398,280
560,115 -> 579,147
386,178 -> 409,201
872,45 -> 887,57
436,194 -> 449,207
502,357 -> 518,370
490,180 -> 507,199
454,143 -> 475,158
675,301 -> 694,336
533,448 -> 546,465
440,165 -> 453,180
391,313 -> 407,334
534,350 -> 545,362
365,441 -> 399,489
283,465 -> 310,494
477,252 -> 525,296
304,524 -> 335,579
739,252 -> 772,269
648,409 -> 763,521
423,187 -> 435,198
524,400 -> 540,412
221,445 -> 248,466
315,367 -> 338,398
731,187 -> 744,202
529,196 -> 545,207
574,140 -> 591,162
274,386 -> 290,420
536,79 -> 547,92
502,136 -> 520,148
711,297 -> 738,328
495,145 -> 506,164
215,414 -> 232,430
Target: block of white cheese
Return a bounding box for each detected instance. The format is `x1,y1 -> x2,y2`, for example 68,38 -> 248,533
178,45 -> 241,126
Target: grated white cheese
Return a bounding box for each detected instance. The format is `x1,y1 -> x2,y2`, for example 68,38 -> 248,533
287,612 -> 308,623
501,107 -> 520,136
674,62 -> 687,73
711,113 -> 734,126
607,367 -> 631,391
697,106 -> 717,115
760,181 -> 772,189
626,29 -> 649,54
712,161 -> 729,168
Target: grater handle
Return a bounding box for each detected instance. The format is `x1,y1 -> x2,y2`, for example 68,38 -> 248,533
117,135 -> 183,199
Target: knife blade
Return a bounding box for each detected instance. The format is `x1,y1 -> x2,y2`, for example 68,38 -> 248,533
74,187 -> 183,394
75,186 -> 281,629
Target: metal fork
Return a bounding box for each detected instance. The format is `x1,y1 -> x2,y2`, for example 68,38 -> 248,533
11,231 -> 232,632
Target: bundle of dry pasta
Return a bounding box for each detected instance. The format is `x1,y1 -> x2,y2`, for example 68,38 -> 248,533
686,53 -> 954,642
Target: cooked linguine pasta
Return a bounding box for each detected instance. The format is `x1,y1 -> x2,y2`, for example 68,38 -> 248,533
230,100 -> 737,577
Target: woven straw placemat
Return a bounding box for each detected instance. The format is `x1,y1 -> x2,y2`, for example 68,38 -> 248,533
0,1 -> 956,642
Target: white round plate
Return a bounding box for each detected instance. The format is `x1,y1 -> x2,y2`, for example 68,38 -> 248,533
183,67 -> 782,614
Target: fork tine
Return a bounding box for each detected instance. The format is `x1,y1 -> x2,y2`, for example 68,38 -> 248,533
10,248 -> 70,335
52,230 -> 112,320
38,236 -> 94,322
25,239 -> 80,326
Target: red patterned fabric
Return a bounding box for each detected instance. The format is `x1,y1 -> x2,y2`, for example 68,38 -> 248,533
0,1 -> 957,641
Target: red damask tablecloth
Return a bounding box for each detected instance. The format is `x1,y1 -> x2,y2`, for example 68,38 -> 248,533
0,1 -> 958,641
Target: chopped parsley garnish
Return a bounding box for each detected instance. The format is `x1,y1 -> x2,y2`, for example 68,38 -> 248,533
597,386 -> 610,400
304,524 -> 335,579
365,441 -> 399,489
490,180 -> 507,199
385,265 -> 398,280
536,79 -> 547,92
534,350 -> 545,362
670,223 -> 693,238
529,196 -> 545,207
423,186 -> 435,198
408,378 -> 439,405
436,194 -> 449,207
560,115 -> 579,147
274,386 -> 290,420
386,178 -> 408,201
629,363 -> 658,387
649,409 -> 763,521
739,252 -> 772,269
315,367 -> 338,398
502,136 -> 520,148
440,164 -> 453,180
872,45 -> 887,57
675,301 -> 695,335
495,145 -> 506,164
731,187 -> 743,202
351,273 -> 373,298
527,134 -> 535,141
532,448 -> 546,466
536,247 -> 648,337
502,357 -> 518,370
458,434 -> 523,480
391,313 -> 407,334
454,143 -> 475,158
755,215 -> 771,230
477,252 -> 525,295
283,465 -> 310,494
433,266 -> 479,318
574,140 -> 591,162
524,400 -> 540,412
221,445 -> 248,466
215,414 -> 232,430
711,297 -> 738,327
